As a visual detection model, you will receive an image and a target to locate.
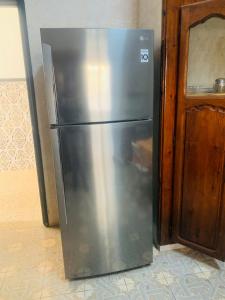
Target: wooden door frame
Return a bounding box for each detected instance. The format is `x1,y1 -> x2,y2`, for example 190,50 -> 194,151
159,0 -> 222,245
160,0 -> 182,244
161,0 -> 225,246
172,0 -> 225,259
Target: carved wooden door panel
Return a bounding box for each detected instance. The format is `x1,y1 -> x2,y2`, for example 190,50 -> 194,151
173,0 -> 225,260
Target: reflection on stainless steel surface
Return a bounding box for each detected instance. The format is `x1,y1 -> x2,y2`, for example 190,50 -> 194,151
41,28 -> 154,279
59,121 -> 152,278
41,28 -> 153,124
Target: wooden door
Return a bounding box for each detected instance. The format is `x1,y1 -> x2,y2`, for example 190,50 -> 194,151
173,0 -> 225,260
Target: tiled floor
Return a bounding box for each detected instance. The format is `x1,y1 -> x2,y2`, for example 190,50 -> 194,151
0,169 -> 41,222
0,222 -> 225,300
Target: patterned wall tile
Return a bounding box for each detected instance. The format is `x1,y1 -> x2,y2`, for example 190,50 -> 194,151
0,80 -> 35,171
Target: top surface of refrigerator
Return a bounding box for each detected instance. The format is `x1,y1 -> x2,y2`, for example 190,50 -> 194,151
41,28 -> 154,125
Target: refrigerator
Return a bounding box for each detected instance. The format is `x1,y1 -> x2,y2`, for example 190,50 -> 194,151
41,28 -> 154,279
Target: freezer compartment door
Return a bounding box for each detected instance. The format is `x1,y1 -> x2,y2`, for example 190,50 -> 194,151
41,28 -> 154,125
57,120 -> 153,279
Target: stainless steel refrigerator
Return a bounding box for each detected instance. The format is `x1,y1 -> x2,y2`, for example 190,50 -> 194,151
41,28 -> 154,279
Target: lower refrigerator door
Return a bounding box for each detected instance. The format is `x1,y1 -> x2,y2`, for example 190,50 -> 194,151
52,120 -> 153,279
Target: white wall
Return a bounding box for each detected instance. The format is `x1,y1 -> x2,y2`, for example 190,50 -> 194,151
23,0 -> 162,225
0,6 -> 25,79
0,6 -> 35,172
139,0 -> 162,52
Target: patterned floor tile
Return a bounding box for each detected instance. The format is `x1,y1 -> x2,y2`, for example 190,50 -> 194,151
0,170 -> 40,223
80,275 -> 128,299
122,267 -> 175,299
202,269 -> 225,300
167,272 -> 215,300
41,292 -> 85,300
104,295 -> 130,300
153,249 -> 202,276
41,274 -> 85,298
0,271 -> 43,300
0,288 -> 42,300
196,259 -> 224,273
127,285 -> 175,300
84,289 -> 129,300
1,222 -> 225,300
0,272 -> 5,291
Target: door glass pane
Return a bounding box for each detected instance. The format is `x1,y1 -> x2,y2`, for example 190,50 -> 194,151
187,17 -> 225,96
